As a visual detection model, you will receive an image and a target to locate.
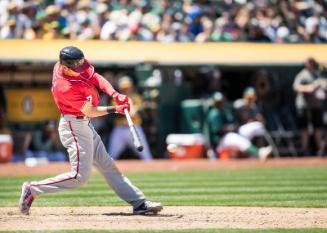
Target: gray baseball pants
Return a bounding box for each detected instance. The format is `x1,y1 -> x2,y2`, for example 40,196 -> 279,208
29,115 -> 145,208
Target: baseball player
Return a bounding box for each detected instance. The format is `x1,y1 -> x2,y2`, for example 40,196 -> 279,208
19,46 -> 163,215
206,92 -> 272,160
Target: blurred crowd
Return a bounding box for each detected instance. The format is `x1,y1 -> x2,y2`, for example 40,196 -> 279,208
0,0 -> 326,43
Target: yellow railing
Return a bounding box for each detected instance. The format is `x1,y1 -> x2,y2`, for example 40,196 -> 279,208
0,40 -> 326,65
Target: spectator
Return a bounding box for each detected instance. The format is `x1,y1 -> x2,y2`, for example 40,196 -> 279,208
107,76 -> 153,160
21,2 -> 42,40
0,18 -> 17,39
156,21 -> 176,42
0,107 -> 11,135
176,21 -> 194,42
205,91 -> 272,160
293,57 -> 326,155
61,0 -> 79,39
27,120 -> 66,161
195,16 -> 213,42
96,3 -> 110,28
234,87 -> 278,155
76,0 -> 100,39
0,2 -> 30,39
1,0 -> 326,43
42,21 -> 61,40
234,87 -> 265,123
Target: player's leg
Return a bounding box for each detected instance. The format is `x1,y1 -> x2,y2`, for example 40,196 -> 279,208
217,132 -> 252,153
132,125 -> 153,160
297,108 -> 310,154
312,108 -> 324,155
93,125 -> 145,205
20,118 -> 94,214
30,119 -> 94,194
238,121 -> 266,140
90,124 -> 162,214
107,125 -> 128,160
238,122 -> 278,157
217,132 -> 271,160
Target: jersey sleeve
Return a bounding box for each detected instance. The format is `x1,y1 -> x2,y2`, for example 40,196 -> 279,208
91,73 -> 116,96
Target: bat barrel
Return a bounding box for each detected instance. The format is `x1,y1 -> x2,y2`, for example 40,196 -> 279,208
136,145 -> 144,152
125,108 -> 144,152
129,125 -> 144,152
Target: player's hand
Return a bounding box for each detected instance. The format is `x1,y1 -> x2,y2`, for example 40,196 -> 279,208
115,104 -> 130,114
113,92 -> 129,105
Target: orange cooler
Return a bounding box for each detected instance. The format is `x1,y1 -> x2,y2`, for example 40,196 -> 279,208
0,134 -> 13,163
166,134 -> 205,159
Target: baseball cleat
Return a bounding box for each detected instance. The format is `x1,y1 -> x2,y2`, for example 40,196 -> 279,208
258,145 -> 273,161
19,182 -> 34,215
133,200 -> 163,215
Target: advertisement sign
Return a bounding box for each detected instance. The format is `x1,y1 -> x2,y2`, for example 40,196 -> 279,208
4,88 -> 59,122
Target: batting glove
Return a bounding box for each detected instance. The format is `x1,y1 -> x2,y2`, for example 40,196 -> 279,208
115,104 -> 130,114
112,92 -> 129,105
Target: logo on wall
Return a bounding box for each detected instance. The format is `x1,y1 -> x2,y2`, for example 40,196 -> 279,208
21,96 -> 33,115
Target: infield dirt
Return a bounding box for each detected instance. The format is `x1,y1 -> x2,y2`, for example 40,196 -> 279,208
1,206 -> 327,231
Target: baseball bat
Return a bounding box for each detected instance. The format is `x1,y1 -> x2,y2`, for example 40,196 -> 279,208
124,108 -> 144,152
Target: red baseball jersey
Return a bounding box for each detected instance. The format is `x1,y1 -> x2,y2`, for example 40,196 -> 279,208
52,62 -> 116,116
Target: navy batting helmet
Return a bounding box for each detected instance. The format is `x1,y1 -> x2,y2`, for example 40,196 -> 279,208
59,46 -> 91,73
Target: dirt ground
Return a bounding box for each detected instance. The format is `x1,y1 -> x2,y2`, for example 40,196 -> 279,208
0,158 -> 327,231
1,206 -> 327,231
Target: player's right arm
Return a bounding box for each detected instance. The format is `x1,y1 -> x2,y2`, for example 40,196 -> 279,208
81,101 -> 129,118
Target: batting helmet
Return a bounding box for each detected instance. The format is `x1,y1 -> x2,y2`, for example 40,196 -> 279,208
59,46 -> 91,73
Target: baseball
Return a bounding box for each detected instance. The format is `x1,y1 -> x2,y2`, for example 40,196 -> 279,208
167,144 -> 177,153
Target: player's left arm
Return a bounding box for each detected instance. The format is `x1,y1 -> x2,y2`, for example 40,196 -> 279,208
91,73 -> 129,106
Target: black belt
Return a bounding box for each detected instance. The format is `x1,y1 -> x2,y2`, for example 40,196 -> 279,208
62,114 -> 87,119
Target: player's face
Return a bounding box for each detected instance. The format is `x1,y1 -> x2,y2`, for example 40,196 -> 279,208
61,65 -> 80,77
246,95 -> 256,104
69,58 -> 92,73
214,100 -> 222,108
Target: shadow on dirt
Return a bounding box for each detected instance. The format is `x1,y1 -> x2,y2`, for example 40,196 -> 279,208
102,212 -> 178,218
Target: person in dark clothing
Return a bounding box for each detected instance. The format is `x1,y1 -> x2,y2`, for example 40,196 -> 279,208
293,58 -> 326,155
27,120 -> 66,161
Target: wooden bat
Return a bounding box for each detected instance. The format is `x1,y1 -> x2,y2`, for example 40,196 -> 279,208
124,108 -> 144,152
